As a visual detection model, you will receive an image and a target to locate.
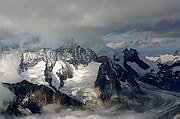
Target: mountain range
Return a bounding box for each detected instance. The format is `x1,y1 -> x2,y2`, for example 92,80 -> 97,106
0,41 -> 180,119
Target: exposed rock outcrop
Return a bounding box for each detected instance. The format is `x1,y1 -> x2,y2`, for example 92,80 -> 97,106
2,80 -> 83,116
139,61 -> 180,92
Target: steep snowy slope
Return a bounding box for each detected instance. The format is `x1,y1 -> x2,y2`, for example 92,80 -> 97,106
60,62 -> 100,106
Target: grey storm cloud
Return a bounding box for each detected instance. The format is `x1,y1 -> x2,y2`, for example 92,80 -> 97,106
0,0 -> 180,48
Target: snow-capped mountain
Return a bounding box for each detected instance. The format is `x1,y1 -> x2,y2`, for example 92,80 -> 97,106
0,42 -> 180,118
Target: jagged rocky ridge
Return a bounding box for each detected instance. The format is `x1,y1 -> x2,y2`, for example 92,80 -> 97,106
139,61 -> 180,92
95,56 -> 142,102
19,42 -> 97,89
2,80 -> 83,116
113,48 -> 180,92
114,48 -> 150,76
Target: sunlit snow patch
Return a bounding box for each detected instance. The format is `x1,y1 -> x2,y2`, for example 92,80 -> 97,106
60,62 -> 100,105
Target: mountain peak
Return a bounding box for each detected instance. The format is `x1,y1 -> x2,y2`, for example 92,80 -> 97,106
55,41 -> 98,67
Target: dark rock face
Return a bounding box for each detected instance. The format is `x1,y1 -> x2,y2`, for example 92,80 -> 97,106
55,42 -> 98,68
95,56 -> 142,102
113,48 -> 150,76
3,80 -> 55,106
122,48 -> 150,76
158,61 -> 180,70
2,80 -> 83,116
139,62 -> 180,92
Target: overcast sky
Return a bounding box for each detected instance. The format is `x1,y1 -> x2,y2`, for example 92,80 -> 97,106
0,0 -> 180,48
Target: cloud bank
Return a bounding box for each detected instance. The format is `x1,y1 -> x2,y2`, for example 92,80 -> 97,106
0,0 -> 180,48
13,104 -> 146,119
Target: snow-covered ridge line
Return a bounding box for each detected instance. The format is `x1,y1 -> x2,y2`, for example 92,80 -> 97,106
18,42 -> 97,90
146,54 -> 180,64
